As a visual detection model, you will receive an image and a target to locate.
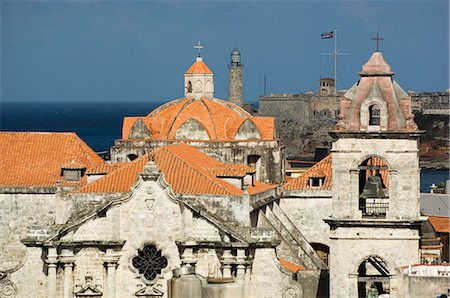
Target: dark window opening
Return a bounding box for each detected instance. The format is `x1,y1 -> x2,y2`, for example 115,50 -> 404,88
369,105 -> 381,126
132,245 -> 168,283
187,81 -> 193,93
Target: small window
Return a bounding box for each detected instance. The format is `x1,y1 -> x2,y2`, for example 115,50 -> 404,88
63,169 -> 81,181
309,177 -> 323,187
127,154 -> 139,161
187,81 -> 193,93
369,105 -> 381,126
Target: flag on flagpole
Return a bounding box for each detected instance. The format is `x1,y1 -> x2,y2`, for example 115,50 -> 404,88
321,31 -> 334,39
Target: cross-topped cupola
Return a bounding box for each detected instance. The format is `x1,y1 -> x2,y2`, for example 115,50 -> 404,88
184,42 -> 214,100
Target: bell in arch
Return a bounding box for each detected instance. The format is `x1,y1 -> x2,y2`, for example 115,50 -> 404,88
360,171 -> 387,199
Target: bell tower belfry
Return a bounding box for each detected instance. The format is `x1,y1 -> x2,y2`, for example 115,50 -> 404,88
184,42 -> 214,100
325,51 -> 424,297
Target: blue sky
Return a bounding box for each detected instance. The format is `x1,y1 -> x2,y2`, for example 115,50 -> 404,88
1,0 -> 449,103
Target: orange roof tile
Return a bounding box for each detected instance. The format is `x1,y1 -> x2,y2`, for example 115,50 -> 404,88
185,58 -> 213,74
279,258 -> 305,273
121,97 -> 275,141
284,155 -> 389,191
428,216 -> 450,233
75,155 -> 149,193
208,164 -> 255,178
154,144 -> 275,196
0,132 -> 104,188
284,155 -> 332,190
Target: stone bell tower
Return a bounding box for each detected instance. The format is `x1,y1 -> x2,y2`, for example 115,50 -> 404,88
228,48 -> 244,107
184,42 -> 214,100
326,51 -> 424,297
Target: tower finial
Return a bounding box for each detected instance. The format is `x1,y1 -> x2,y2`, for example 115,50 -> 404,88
194,41 -> 204,57
371,31 -> 384,52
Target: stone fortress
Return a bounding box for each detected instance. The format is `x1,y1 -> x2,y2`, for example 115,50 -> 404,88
0,46 -> 449,298
258,72 -> 449,159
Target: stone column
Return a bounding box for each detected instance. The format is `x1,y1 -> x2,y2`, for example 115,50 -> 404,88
46,247 -> 58,298
60,249 -> 75,298
181,240 -> 197,267
103,249 -> 120,298
235,249 -> 246,281
220,249 -> 234,278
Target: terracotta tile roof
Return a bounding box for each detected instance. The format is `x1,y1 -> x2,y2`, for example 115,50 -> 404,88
154,144 -> 275,196
0,132 -> 104,188
428,216 -> 450,233
85,163 -> 126,175
185,58 -> 213,74
279,258 -> 305,273
208,164 -> 255,178
61,160 -> 86,169
74,155 -> 149,193
284,155 -> 389,191
248,180 -> 277,195
284,155 -> 332,190
154,144 -> 242,195
121,97 -> 275,141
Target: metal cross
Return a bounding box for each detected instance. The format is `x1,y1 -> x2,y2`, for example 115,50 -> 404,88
194,41 -> 203,57
371,32 -> 384,52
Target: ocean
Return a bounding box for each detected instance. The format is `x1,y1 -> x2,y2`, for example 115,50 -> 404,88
1,101 -> 448,192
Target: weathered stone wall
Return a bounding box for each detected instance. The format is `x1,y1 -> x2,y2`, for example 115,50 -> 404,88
0,194 -> 66,272
329,228 -> 420,298
250,248 -> 292,298
279,196 -> 332,246
396,267 -> 450,298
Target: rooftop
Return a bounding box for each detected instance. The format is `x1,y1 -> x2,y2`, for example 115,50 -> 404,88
0,132 -> 104,188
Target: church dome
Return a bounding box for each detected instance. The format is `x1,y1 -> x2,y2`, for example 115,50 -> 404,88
122,97 -> 275,141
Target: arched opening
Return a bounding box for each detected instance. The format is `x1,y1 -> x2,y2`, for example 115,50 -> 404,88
369,104 -> 381,126
247,155 -> 261,180
310,243 -> 329,266
358,156 -> 389,218
187,81 -> 193,93
357,256 -> 390,298
127,154 -> 139,161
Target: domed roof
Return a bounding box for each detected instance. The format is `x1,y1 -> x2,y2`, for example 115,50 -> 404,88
122,97 -> 275,141
231,48 -> 240,55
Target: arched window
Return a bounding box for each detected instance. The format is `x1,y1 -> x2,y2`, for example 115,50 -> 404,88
187,81 -> 193,93
369,104 -> 381,126
357,256 -> 390,297
310,243 -> 330,266
358,157 -> 389,218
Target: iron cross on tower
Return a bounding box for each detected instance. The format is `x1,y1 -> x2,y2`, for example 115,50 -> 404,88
194,41 -> 203,57
371,32 -> 384,52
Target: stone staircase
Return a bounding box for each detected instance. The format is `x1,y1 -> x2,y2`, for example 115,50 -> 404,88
259,202 -> 328,270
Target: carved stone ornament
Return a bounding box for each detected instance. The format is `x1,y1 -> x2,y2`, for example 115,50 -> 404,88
0,274 -> 17,298
282,282 -> 302,298
135,284 -> 164,297
74,275 -> 102,297
131,245 -> 168,285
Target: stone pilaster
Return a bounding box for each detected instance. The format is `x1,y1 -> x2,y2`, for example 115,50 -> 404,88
46,247 -> 58,298
103,249 -> 120,298
59,249 -> 75,298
